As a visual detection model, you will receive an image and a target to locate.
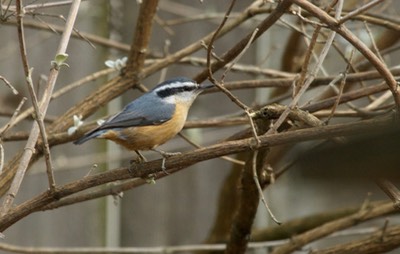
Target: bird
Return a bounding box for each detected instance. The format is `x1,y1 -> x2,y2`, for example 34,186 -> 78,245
73,77 -> 211,169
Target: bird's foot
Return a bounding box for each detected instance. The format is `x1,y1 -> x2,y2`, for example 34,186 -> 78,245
128,160 -> 138,175
135,150 -> 147,162
128,151 -> 147,174
160,157 -> 169,175
152,148 -> 181,158
151,149 -> 181,174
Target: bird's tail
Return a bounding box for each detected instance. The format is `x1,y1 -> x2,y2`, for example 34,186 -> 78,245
73,129 -> 102,145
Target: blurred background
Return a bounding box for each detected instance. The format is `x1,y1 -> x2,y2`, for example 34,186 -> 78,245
0,0 -> 400,253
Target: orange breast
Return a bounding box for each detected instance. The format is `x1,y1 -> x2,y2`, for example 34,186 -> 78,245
99,103 -> 189,151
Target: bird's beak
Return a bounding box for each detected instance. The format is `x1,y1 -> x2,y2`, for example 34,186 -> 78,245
199,82 -> 214,90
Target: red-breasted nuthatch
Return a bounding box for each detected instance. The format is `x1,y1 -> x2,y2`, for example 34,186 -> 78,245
74,77 -> 211,162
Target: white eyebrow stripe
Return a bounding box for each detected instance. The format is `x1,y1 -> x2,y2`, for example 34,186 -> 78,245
153,81 -> 197,93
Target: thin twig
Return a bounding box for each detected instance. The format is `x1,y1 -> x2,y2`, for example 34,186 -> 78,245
0,0 -> 82,216
252,150 -> 281,224
0,97 -> 27,137
293,0 -> 400,110
0,96 -> 27,174
55,14 -> 96,49
52,68 -> 115,99
246,110 -> 261,147
363,21 -> 385,63
376,178 -> 400,209
0,144 -> 3,174
3,19 -> 130,51
26,68 -> 56,191
4,0 -> 81,11
296,23 -> 320,97
339,0 -> 385,24
177,132 -> 245,165
267,0 -> 342,135
9,68 -> 114,129
325,74 -> 345,124
0,75 -> 18,95
0,240 -> 287,253
206,0 -> 249,110
325,51 -> 353,124
205,0 -> 262,150
0,0 -> 33,216
221,27 -> 259,81
364,90 -> 393,111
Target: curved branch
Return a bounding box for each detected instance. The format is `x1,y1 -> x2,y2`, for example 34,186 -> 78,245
311,224 -> 400,254
291,0 -> 400,109
271,202 -> 398,254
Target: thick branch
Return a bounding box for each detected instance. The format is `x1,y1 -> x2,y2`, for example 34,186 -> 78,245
125,0 -> 159,79
0,115 -> 397,232
224,150 -> 266,253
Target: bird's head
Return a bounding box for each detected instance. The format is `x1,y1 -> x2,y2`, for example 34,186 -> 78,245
152,77 -> 212,105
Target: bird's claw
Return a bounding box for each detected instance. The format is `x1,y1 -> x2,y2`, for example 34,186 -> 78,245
135,150 -> 147,162
151,149 -> 181,174
152,149 -> 181,158
161,157 -> 169,175
128,151 -> 147,175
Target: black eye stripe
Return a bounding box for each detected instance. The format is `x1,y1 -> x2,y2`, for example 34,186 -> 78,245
156,85 -> 197,98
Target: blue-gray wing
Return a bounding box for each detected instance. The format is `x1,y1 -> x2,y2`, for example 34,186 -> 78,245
98,94 -> 175,130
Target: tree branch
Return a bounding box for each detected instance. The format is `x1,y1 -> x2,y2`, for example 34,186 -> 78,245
0,115 -> 397,232
271,201 -> 397,254
311,224 -> 400,254
0,0 -> 81,215
224,150 -> 265,253
291,0 -> 400,110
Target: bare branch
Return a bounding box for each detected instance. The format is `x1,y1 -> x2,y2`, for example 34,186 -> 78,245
271,202 -> 397,254
339,0 -> 385,24
311,224 -> 400,254
376,178 -> 400,209
0,115 -> 396,232
0,0 -> 81,216
0,75 -> 18,95
292,0 -> 400,110
26,68 -> 56,191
